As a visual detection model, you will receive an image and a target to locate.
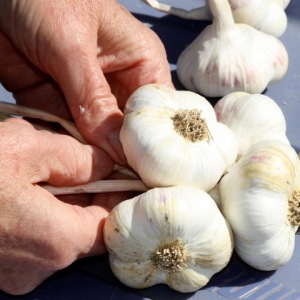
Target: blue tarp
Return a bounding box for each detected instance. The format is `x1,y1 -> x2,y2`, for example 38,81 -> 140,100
0,0 -> 299,299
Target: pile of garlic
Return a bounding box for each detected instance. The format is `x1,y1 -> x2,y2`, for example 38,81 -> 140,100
1,82 -> 298,293
103,83 -> 300,293
104,84 -> 237,293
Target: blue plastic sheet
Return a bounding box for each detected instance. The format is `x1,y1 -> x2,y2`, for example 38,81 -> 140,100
0,0 -> 299,299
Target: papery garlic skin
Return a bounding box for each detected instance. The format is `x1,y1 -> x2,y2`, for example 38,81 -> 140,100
104,186 -> 234,293
220,140 -> 300,271
177,0 -> 289,98
214,92 -> 290,158
276,0 -> 290,9
120,83 -> 238,191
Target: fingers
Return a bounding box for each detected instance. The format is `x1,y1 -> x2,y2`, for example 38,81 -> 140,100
0,0 -> 174,167
46,37 -> 126,165
42,1 -> 172,165
0,120 -> 114,186
38,131 -> 114,186
0,31 -> 48,92
96,1 -> 174,107
14,81 -> 72,120
0,26 -> 72,120
0,120 -> 124,294
25,185 -> 129,262
29,184 -> 113,259
0,181 -> 129,295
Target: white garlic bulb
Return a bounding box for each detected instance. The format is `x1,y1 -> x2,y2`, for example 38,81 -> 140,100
120,83 -> 238,191
104,186 -> 234,293
176,0 -> 289,98
214,92 -> 290,158
143,0 -> 288,37
219,140 -> 300,271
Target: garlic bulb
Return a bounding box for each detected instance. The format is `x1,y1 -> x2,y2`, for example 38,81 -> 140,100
219,140 -> 300,271
104,186 -> 234,293
214,92 -> 290,158
176,0 -> 289,98
120,83 -> 238,191
143,0 -> 288,37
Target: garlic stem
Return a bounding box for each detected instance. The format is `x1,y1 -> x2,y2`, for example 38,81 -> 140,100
41,179 -> 148,195
0,101 -> 86,144
209,0 -> 234,32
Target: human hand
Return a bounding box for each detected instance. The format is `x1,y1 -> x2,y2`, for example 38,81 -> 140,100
0,0 -> 173,165
0,118 -> 132,295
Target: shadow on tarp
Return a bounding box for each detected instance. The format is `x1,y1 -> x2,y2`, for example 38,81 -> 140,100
132,12 -> 210,66
75,251 -> 276,300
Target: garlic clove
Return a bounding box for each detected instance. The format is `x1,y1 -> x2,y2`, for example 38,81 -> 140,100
120,83 -> 238,191
176,0 -> 289,98
214,92 -> 290,158
104,186 -> 234,293
219,140 -> 300,271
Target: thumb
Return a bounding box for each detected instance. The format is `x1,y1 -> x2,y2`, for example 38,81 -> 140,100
48,45 -> 126,165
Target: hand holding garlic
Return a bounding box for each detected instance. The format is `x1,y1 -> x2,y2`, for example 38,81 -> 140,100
144,0 -> 289,37
0,118 -> 132,295
0,0 -> 297,294
2,82 -> 299,294
0,0 -> 172,165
